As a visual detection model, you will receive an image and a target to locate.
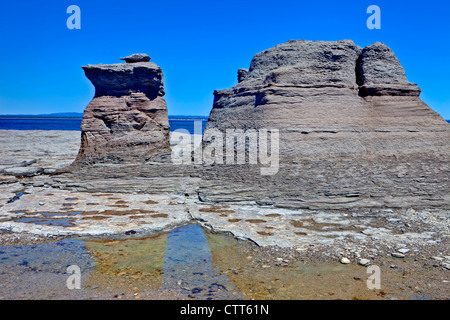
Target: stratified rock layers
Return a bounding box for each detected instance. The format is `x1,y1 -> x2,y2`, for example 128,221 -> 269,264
201,40 -> 450,208
73,59 -> 170,165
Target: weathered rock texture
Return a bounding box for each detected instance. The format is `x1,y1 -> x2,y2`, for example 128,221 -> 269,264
72,56 -> 170,166
201,40 -> 450,209
357,42 -> 421,97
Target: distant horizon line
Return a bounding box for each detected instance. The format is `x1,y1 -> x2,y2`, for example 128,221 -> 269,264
0,113 -> 448,122
0,112 -> 209,119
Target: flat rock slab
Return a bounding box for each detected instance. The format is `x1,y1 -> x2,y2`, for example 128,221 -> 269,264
0,130 -> 80,171
0,187 -> 446,251
3,167 -> 43,177
189,202 -> 442,248
0,190 -> 191,239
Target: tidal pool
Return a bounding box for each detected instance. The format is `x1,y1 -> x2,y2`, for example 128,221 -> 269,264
0,223 -> 429,300
83,223 -> 383,300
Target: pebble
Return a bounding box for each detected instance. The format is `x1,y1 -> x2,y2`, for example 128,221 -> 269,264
358,259 -> 371,266
392,252 -> 405,258
397,248 -> 410,254
340,257 -> 351,264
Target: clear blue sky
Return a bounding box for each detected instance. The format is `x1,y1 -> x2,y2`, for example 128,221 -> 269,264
0,0 -> 449,118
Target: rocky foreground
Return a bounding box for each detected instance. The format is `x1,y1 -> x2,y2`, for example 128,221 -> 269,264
0,130 -> 448,267
0,130 -> 449,300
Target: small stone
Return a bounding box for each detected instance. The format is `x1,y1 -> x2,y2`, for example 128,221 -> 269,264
340,257 -> 351,264
266,286 -> 276,294
120,53 -> 150,63
397,248 -> 410,254
358,259 -> 371,266
39,202 -> 45,206
392,252 -> 405,258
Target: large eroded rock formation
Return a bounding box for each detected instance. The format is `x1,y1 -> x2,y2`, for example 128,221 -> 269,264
72,54 -> 170,166
201,40 -> 450,209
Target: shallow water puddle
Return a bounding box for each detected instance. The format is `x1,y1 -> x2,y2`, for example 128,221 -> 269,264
12,211 -> 83,227
8,192 -> 23,204
85,224 -> 384,300
84,224 -> 242,299
0,239 -> 95,273
162,224 -> 241,299
0,224 -> 394,300
14,217 -> 76,227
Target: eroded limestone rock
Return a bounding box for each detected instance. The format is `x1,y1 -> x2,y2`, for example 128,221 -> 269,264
72,55 -> 170,166
201,39 -> 450,209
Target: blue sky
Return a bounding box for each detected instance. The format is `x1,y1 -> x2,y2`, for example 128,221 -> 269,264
0,0 -> 449,118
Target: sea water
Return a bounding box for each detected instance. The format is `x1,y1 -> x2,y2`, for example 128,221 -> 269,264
0,118 -> 208,134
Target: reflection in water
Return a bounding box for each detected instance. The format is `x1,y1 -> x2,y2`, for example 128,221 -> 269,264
84,232 -> 168,288
84,224 -> 242,299
162,224 -> 241,299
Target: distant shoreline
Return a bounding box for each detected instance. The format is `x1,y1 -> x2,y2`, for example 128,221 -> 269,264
3,116 -> 447,123
0,114 -> 209,120
0,116 -> 208,133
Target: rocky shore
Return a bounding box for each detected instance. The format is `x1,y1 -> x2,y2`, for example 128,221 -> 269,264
0,129 -> 448,300
0,41 -> 448,300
